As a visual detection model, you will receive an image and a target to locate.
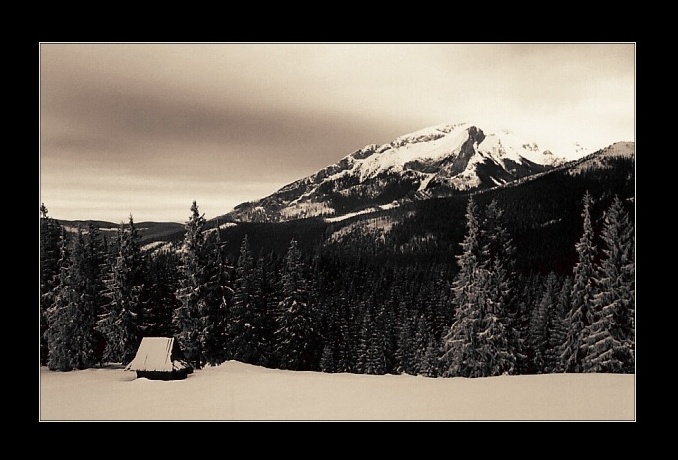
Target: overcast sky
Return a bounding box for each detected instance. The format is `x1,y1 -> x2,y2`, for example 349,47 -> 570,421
39,43 -> 635,223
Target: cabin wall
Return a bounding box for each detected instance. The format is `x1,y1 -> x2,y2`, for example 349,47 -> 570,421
136,370 -> 189,381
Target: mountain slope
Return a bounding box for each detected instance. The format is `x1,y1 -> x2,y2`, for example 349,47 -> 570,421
226,122 -> 590,223
133,140 -> 633,279
321,141 -> 634,273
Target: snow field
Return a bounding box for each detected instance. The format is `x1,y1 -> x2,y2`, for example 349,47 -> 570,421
40,361 -> 635,421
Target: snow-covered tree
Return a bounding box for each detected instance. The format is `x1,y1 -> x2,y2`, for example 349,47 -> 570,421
46,229 -> 75,370
546,276 -> 570,373
144,250 -> 180,338
442,197 -> 485,377
84,222 -> 109,362
320,295 -> 351,373
511,274 -> 537,374
379,296 -> 398,374
69,228 -> 100,369
529,272 -> 560,373
173,201 -> 209,369
582,196 -> 635,373
359,306 -> 386,375
274,238 -> 319,370
40,203 -> 63,366
477,200 -> 517,376
229,235 -> 269,366
561,192 -> 597,373
202,223 -> 233,366
99,216 -> 144,365
442,198 -> 516,378
46,227 -> 99,370
395,301 -> 416,375
414,315 -> 437,377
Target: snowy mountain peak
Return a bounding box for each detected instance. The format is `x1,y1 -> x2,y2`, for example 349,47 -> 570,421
227,123 -> 596,223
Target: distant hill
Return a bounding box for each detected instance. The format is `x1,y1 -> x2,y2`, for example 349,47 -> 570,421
57,220 -> 185,245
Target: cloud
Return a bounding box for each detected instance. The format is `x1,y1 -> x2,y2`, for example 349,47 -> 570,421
40,43 -> 635,222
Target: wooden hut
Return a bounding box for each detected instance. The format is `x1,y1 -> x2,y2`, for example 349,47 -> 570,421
125,337 -> 194,380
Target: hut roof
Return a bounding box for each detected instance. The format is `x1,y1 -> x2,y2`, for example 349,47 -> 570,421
125,337 -> 183,372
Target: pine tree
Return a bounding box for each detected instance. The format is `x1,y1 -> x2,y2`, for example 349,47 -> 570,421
562,192 -> 597,373
393,299 -> 415,375
442,197 -> 484,377
429,268 -> 452,342
84,223 -> 109,364
582,196 -> 635,373
274,239 -> 319,370
99,216 -> 144,365
40,204 -> 63,366
320,292 -> 351,373
379,293 -> 398,374
514,273 -> 543,374
229,235 -> 268,365
145,250 -> 180,338
477,200 -> 517,376
173,202 -> 209,369
529,272 -> 560,373
45,226 -> 100,370
359,306 -> 386,375
414,315 -> 437,377
319,296 -> 341,373
71,228 -> 100,369
46,228 -> 75,370
442,198 -> 516,378
547,276 -> 570,373
259,251 -> 281,366
202,224 -> 233,366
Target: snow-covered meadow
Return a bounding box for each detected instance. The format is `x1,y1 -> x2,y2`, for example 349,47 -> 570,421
40,361 -> 635,421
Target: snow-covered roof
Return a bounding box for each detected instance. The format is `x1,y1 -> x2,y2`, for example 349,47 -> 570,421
126,337 -> 179,372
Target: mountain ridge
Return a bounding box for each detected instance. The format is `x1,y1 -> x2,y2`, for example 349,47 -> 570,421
224,122 -> 599,223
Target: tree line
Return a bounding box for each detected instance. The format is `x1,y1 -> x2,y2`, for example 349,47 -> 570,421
39,192 -> 634,376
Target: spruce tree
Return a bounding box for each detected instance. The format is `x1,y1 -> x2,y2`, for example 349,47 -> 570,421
203,224 -> 233,366
442,198 -> 516,378
45,226 -> 99,370
84,223 -> 109,363
529,272 -> 560,373
561,192 -> 597,373
173,202 -> 209,369
478,200 -> 517,376
442,197 -> 484,377
395,301 -> 415,375
414,315 -> 436,377
359,306 -> 386,375
229,235 -> 268,365
379,294 -> 398,375
582,196 -> 635,373
69,228 -> 100,369
257,251 -> 282,368
46,228 -> 75,370
547,276 -> 571,373
319,297 -> 341,373
145,250 -> 180,338
99,216 -> 144,365
320,294 -> 351,373
274,239 -> 318,370
40,204 -> 63,366
514,273 -> 543,374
